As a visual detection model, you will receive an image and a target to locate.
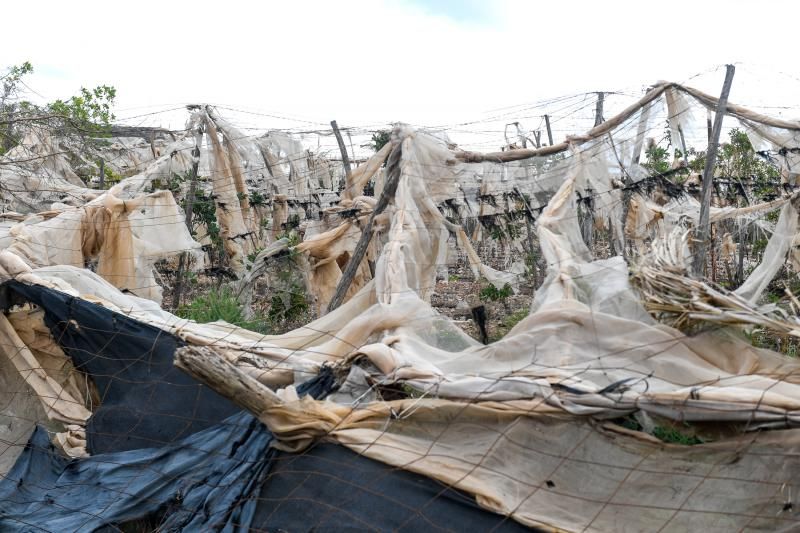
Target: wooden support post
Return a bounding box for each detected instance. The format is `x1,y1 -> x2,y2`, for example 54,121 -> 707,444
594,92 -> 605,127
678,125 -> 689,166
98,158 -> 105,189
693,64 -> 735,276
544,115 -> 554,146
326,142 -> 402,313
330,120 -> 352,185
173,125 -> 202,309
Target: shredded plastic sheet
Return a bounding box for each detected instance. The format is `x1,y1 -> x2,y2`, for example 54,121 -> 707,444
0,190 -> 202,304
2,83 -> 800,530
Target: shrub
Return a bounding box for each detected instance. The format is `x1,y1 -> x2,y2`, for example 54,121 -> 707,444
177,286 -> 267,333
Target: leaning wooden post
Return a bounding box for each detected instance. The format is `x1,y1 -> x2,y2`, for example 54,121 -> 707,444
326,142 -> 402,313
594,92 -> 605,127
330,120 -> 352,187
173,117 -> 203,309
693,64 -> 735,276
544,115 -> 554,146
98,158 -> 105,189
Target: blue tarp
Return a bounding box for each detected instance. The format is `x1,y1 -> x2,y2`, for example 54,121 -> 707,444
0,282 -> 532,532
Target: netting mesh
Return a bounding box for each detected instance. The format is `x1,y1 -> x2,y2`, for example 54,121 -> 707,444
0,80 -> 800,531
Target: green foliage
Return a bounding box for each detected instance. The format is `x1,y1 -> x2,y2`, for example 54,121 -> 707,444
488,224 -> 505,240
248,190 -> 266,207
369,130 -> 391,153
263,229 -> 308,328
103,166 -> 123,187
276,229 -> 301,247
1,62 -> 34,154
185,188 -> 223,258
267,283 -> 309,325
505,222 -> 522,240
47,85 -> 116,137
1,61 -> 33,101
479,283 -> 512,302
488,308 -> 530,343
643,145 -> 671,175
1,62 -> 117,155
716,128 -> 779,200
652,425 -> 703,445
246,247 -> 264,265
177,286 -> 267,333
616,415 -> 703,445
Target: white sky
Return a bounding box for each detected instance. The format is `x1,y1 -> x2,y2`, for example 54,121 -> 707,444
3,0 -> 800,152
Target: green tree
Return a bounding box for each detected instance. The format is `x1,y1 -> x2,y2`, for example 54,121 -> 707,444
369,130 -> 391,153
643,144 -> 671,175
715,128 -> 779,200
0,61 -> 34,153
0,61 -> 117,155
47,85 -> 116,137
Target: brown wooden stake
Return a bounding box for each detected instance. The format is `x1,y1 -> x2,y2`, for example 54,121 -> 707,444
98,158 -> 105,189
544,114 -> 554,146
149,131 -> 157,159
693,64 -> 735,276
677,125 -> 689,166
326,142 -> 402,313
330,120 -> 352,184
594,92 -> 605,127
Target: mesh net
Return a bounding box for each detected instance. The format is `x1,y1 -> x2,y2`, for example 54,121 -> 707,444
0,80 -> 800,531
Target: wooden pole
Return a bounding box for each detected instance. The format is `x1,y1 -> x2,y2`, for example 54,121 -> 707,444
693,64 -> 735,276
98,158 -> 105,189
346,130 -> 357,167
149,131 -> 157,159
594,92 -> 605,127
173,125 -> 202,309
330,120 -> 352,183
678,125 -> 689,166
326,142 -> 402,313
533,130 -> 541,148
544,115 -> 554,146
514,186 -> 538,287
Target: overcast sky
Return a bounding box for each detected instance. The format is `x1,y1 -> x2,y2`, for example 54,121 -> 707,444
3,0 -> 800,149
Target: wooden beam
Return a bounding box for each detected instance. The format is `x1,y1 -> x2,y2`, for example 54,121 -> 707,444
330,120 -> 352,182
458,85 -> 669,163
693,64 -> 735,276
326,142 -> 402,313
